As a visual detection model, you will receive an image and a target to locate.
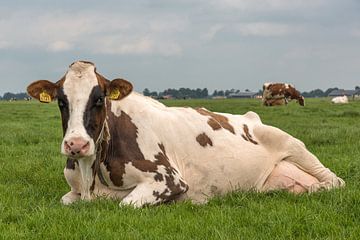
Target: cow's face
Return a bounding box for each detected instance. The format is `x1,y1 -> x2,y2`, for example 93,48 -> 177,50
27,61 -> 133,158
298,96 -> 305,106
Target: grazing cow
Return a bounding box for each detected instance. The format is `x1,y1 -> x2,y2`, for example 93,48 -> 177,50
263,83 -> 305,106
331,95 -> 349,104
27,61 -> 344,207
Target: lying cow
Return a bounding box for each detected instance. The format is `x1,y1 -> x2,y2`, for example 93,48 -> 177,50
331,95 -> 349,104
27,61 -> 344,207
263,83 -> 305,106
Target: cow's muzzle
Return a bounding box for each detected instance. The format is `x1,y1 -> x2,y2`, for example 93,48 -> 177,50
63,137 -> 91,157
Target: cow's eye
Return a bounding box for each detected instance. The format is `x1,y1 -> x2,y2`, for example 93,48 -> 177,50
95,97 -> 104,107
58,99 -> 67,108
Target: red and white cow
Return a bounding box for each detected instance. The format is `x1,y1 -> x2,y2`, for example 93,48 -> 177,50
27,61 -> 344,207
263,83 -> 305,106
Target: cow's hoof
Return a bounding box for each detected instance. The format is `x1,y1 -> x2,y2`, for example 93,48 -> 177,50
336,177 -> 346,188
308,177 -> 345,193
61,191 -> 80,205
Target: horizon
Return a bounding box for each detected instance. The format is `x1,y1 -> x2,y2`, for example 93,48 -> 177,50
1,85 -> 358,98
0,0 -> 359,95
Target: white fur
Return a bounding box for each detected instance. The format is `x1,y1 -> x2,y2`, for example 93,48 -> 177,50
61,62 -> 99,201
61,62 -> 98,156
331,95 -> 348,104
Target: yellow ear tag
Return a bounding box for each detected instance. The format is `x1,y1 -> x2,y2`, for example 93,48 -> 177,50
39,91 -> 52,103
109,88 -> 121,100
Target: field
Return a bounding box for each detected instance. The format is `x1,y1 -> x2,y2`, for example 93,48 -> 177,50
0,98 -> 360,239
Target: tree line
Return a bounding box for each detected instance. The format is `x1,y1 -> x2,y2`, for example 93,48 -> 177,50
1,86 -> 359,100
144,86 -> 360,99
0,92 -> 30,100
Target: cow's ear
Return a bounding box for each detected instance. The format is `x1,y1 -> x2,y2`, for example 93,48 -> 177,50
107,78 -> 133,100
27,80 -> 58,103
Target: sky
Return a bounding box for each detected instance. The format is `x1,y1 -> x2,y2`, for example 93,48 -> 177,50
0,0 -> 359,95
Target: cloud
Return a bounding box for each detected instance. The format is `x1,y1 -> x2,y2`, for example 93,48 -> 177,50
0,10 -> 185,56
93,36 -> 182,56
202,24 -> 224,40
47,41 -> 73,52
235,22 -> 299,37
210,0 -> 327,11
0,41 -> 11,49
352,28 -> 360,37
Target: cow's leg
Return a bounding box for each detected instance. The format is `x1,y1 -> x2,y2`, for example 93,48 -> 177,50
283,138 -> 345,192
120,170 -> 188,208
61,159 -> 81,205
255,125 -> 345,193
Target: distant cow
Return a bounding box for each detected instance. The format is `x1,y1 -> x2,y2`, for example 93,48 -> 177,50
331,96 -> 348,104
263,83 -> 305,106
26,61 -> 344,207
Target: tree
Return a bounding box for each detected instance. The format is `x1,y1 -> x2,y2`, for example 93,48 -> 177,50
356,86 -> 360,90
201,88 -> 208,98
218,90 -> 225,96
149,91 -> 158,97
302,89 -> 324,98
324,87 -> 338,97
143,88 -> 150,96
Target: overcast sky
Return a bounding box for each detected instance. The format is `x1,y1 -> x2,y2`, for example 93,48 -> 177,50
0,0 -> 359,95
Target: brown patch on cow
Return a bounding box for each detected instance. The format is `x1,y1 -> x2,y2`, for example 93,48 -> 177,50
264,98 -> 286,106
196,133 -> 213,147
152,143 -> 189,202
241,134 -> 248,141
207,118 -> 222,130
132,159 -> 158,172
154,173 -> 164,182
66,158 -> 78,170
196,108 -> 235,134
103,103 -> 188,202
242,124 -> 258,145
103,104 -> 144,186
95,72 -> 110,92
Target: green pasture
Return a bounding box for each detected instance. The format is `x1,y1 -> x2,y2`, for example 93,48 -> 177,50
0,98 -> 359,239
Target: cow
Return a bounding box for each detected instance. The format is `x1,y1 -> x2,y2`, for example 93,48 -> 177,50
331,95 -> 349,104
26,61 -> 344,207
263,83 -> 305,106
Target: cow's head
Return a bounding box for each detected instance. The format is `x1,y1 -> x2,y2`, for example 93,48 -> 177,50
298,96 -> 305,106
27,61 -> 133,158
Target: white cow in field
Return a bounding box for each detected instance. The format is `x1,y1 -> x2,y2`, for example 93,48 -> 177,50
26,61 -> 345,207
331,96 -> 348,104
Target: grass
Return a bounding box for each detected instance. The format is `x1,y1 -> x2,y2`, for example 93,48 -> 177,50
0,98 -> 360,239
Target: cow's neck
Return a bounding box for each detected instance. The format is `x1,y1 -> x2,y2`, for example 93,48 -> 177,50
78,108 -> 110,199
78,156 -> 96,200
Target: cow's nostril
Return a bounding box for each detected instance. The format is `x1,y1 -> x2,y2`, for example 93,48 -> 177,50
71,152 -> 75,155
82,142 -> 90,150
70,142 -> 74,146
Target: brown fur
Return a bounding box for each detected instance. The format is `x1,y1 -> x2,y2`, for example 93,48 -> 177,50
196,108 -> 235,134
242,124 -> 258,145
101,103 -> 188,201
196,133 -> 213,147
264,98 -> 286,106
